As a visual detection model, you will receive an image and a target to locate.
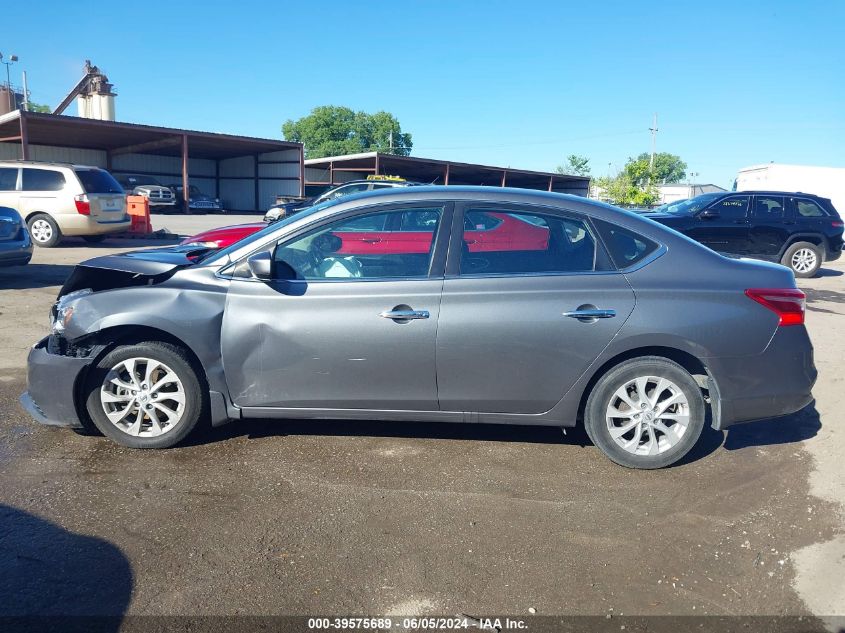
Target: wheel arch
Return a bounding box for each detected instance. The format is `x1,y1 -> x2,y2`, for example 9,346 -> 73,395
71,325 -> 212,429
575,346 -> 718,427
778,233 -> 827,259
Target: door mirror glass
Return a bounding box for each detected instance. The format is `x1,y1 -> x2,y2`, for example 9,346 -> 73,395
247,251 -> 273,279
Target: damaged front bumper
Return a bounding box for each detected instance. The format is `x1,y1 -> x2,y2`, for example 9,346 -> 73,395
19,336 -> 99,429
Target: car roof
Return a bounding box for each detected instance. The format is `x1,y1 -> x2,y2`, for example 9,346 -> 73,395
715,190 -> 826,198
0,160 -> 102,170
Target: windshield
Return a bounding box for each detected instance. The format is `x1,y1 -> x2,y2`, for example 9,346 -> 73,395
657,193 -> 723,215
200,199 -> 341,264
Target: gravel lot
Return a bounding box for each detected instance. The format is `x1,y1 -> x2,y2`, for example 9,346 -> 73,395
0,219 -> 843,629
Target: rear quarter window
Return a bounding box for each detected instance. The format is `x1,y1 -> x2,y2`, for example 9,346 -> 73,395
75,169 -> 124,194
794,198 -> 828,218
593,219 -> 660,269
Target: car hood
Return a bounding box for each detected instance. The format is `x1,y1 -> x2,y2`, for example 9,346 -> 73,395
58,246 -> 203,298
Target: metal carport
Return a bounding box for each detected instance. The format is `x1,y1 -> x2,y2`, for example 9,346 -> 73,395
0,110 -> 303,212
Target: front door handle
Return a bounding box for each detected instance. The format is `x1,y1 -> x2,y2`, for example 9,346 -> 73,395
563,308 -> 616,320
380,309 -> 430,321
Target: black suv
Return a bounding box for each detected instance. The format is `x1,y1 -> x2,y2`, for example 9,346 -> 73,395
645,191 -> 844,277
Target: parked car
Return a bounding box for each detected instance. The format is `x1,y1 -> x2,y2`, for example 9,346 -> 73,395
181,222 -> 265,249
167,184 -> 224,214
114,174 -> 177,212
20,186 -> 815,469
182,209 -> 553,253
264,179 -> 422,222
0,206 -> 32,266
644,191 -> 843,277
0,161 -> 130,248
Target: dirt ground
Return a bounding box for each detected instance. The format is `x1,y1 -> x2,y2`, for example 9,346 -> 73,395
0,226 -> 843,630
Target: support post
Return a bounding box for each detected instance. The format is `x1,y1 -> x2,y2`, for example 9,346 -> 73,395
299,151 -> 304,197
215,160 -> 220,198
501,170 -> 507,187
548,176 -> 554,192
181,134 -> 189,214
374,153 -> 380,177
444,163 -> 450,186
254,155 -> 260,212
329,161 -> 334,185
19,113 -> 29,161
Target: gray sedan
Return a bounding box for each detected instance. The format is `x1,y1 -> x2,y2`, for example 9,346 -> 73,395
20,187 -> 816,468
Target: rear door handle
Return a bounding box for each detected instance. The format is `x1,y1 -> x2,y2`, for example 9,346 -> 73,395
563,309 -> 616,320
380,309 -> 430,321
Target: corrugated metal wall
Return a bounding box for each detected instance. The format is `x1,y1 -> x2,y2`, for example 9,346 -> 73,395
0,143 -> 107,166
220,148 -> 300,211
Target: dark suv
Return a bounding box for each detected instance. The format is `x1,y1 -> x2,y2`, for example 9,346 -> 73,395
645,191 -> 843,277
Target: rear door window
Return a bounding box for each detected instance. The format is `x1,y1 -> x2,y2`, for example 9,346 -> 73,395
75,169 -> 124,194
753,196 -> 785,220
794,198 -> 828,218
21,169 -> 66,192
706,195 -> 750,220
458,209 -> 599,275
0,167 -> 17,191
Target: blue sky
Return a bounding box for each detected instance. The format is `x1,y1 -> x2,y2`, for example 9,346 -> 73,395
5,0 -> 844,187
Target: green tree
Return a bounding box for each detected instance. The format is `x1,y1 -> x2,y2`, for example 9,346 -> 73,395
282,106 -> 413,159
592,174 -> 659,207
556,154 -> 591,176
624,152 -> 687,185
25,101 -> 51,113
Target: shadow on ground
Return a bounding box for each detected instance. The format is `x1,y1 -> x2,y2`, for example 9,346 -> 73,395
0,504 -> 131,628
0,264 -> 76,289
191,404 -> 821,468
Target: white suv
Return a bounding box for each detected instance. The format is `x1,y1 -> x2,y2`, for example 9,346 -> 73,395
0,161 -> 130,247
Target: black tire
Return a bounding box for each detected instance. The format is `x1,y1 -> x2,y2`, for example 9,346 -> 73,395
781,241 -> 822,278
84,341 -> 205,449
27,213 -> 62,248
82,234 -> 107,244
584,356 -> 706,469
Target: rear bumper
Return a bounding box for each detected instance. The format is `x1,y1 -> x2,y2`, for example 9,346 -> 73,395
708,326 -> 816,430
19,337 -> 97,429
59,215 -> 132,236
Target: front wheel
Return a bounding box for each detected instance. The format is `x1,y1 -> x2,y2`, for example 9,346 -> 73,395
584,357 -> 706,469
781,241 -> 822,278
84,342 -> 204,449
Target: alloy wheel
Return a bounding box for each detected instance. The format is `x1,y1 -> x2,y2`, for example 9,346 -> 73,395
791,248 -> 817,274
100,357 -> 186,437
605,375 -> 690,456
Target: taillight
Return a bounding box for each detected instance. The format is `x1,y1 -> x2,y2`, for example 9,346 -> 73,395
74,194 -> 91,215
832,220 -> 844,228
745,288 -> 805,326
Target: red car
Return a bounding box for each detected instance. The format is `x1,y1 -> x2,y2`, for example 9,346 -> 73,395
181,211 -> 549,254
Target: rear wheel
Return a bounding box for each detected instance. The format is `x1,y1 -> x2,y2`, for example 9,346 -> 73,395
584,357 -> 706,469
781,241 -> 822,278
27,214 -> 62,248
84,342 -> 204,449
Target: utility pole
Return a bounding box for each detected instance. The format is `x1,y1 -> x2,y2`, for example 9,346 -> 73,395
649,113 -> 659,174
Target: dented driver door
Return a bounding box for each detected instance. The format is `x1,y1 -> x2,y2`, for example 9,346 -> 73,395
220,203 -> 451,412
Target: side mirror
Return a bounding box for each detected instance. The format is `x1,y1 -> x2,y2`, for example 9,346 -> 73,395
247,251 -> 272,280
699,209 -> 720,219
